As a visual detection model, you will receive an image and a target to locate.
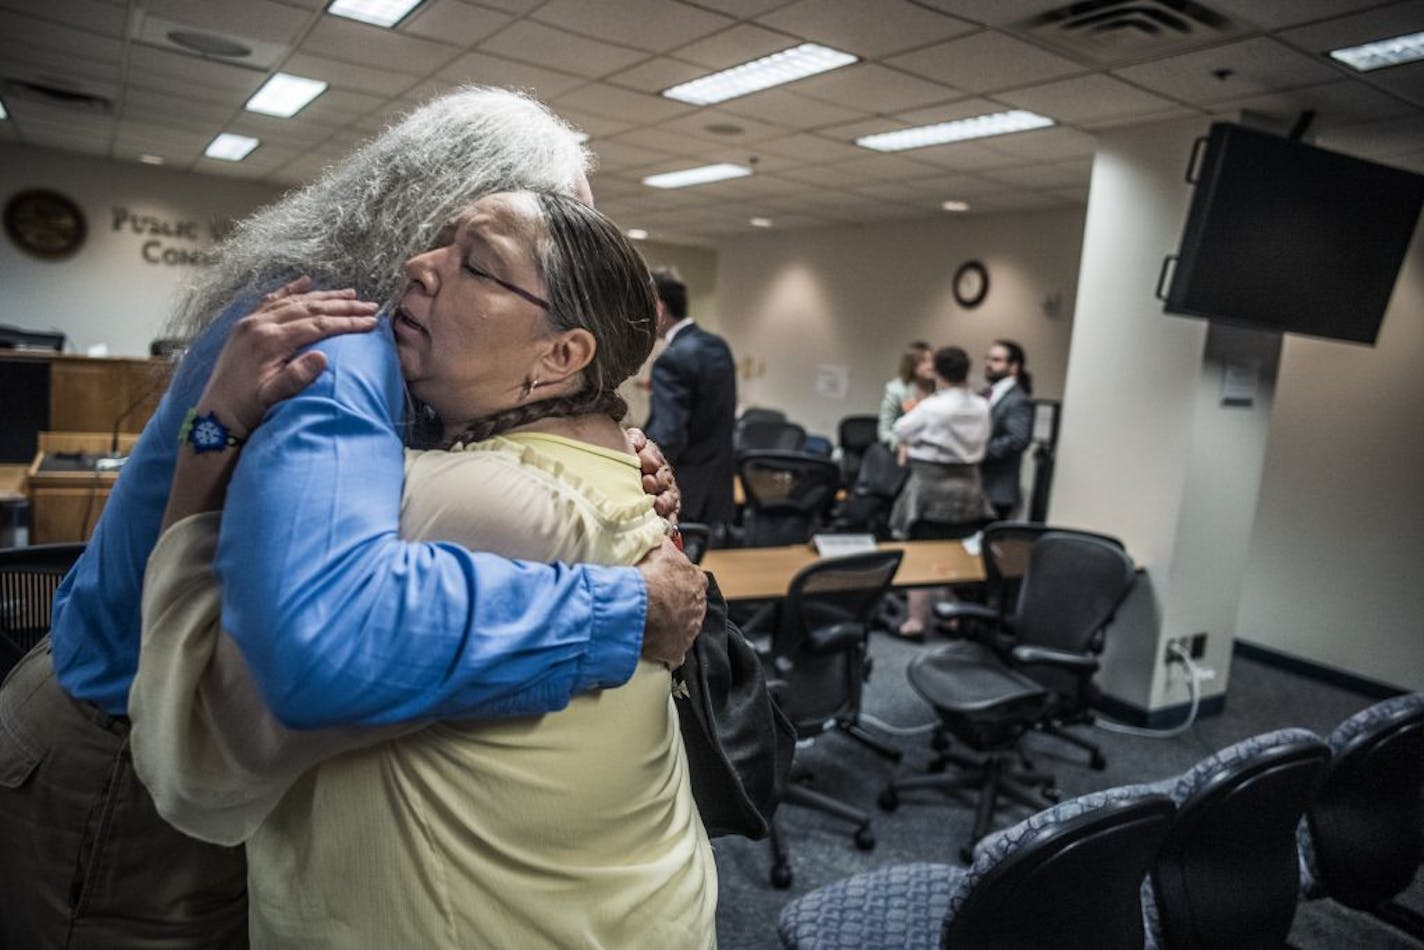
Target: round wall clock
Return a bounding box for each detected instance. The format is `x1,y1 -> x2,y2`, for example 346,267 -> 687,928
952,260 -> 989,308
4,189 -> 87,259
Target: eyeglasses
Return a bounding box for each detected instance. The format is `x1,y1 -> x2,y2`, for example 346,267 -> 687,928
466,261 -> 550,310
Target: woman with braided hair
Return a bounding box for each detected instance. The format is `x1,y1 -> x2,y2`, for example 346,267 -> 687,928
130,190 -> 716,947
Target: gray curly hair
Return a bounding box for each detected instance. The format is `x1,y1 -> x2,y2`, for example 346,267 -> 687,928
166,85 -> 591,340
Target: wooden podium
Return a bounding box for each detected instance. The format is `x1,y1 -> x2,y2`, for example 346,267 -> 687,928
27,432 -> 141,543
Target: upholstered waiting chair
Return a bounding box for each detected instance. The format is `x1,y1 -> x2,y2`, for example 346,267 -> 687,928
1297,692 -> 1424,939
779,785 -> 1175,950
762,550 -> 904,889
884,533 -> 1136,859
1143,728 -> 1330,950
738,451 -> 841,547
0,543 -> 85,680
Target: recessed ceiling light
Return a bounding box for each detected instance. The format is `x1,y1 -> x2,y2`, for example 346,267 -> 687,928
140,154 -> 165,165
1330,30 -> 1424,71
627,228 -> 648,240
941,200 -> 969,212
749,217 -> 773,228
246,73 -> 328,118
327,0 -> 424,28
856,110 -> 1055,152
662,43 -> 857,106
643,163 -> 752,189
205,133 -> 260,162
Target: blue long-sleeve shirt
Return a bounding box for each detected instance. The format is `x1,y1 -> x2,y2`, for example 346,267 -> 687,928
50,306 -> 646,721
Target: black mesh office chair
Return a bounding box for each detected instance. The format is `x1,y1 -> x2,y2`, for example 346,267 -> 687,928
946,522 -> 1130,770
830,443 -> 908,541
737,451 -> 841,547
0,543 -> 85,679
1297,692 -> 1424,939
736,419 -> 807,454
836,414 -> 879,487
761,550 -> 905,889
780,785 -> 1176,950
1143,728 -> 1330,949
675,522 -> 710,565
881,533 -> 1136,859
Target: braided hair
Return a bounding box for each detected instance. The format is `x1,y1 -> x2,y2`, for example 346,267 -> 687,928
443,191 -> 658,447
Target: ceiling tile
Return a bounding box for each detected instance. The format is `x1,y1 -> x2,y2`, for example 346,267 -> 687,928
605,57 -> 708,94
814,116 -> 910,142
984,124 -> 1098,161
718,89 -> 869,127
979,161 -> 1090,188
906,0 -> 1062,28
1217,0 -> 1420,33
752,132 -> 867,163
657,108 -> 790,143
671,23 -> 795,69
589,139 -> 680,169
479,21 -> 647,78
888,30 -> 1085,93
768,163 -> 866,187
555,82 -> 697,123
0,0 -> 127,37
1112,37 -> 1342,107
549,107 -> 635,138
995,73 -> 1182,124
477,0 -> 545,12
126,49 -> 266,101
296,88 -> 391,123
882,140 -> 1022,170
21,126 -> 111,155
756,0 -> 977,58
1316,113 -> 1424,159
437,51 -> 587,101
121,87 -> 238,126
301,16 -> 461,74
139,0 -> 313,45
282,51 -> 422,97
793,63 -> 961,113
0,9 -> 122,62
897,171 -> 1013,196
824,151 -> 943,181
401,0 -> 513,46
531,0 -> 735,53
1361,59 -> 1424,108
892,96 -> 1006,125
1213,78 -> 1420,130
605,126 -> 713,155
1,46 -> 121,94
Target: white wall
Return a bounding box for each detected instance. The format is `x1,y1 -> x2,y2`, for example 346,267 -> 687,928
1235,219 -> 1424,690
711,209 -> 1086,439
1,144 -> 285,356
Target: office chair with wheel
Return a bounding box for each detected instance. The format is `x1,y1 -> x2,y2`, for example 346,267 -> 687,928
829,443 -> 907,541
945,523 -> 1130,770
780,785 -> 1176,950
836,414 -> 879,488
1297,692 -> 1424,939
0,543 -> 86,679
760,550 -> 904,889
736,419 -> 807,454
881,532 -> 1136,858
737,451 -> 841,547
1143,728 -> 1330,949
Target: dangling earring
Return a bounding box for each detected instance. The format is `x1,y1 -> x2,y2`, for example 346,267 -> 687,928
521,376 -> 540,399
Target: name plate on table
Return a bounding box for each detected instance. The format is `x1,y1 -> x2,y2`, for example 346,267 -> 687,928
812,534 -> 877,558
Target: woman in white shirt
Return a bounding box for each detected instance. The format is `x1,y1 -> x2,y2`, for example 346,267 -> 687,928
889,346 -> 991,635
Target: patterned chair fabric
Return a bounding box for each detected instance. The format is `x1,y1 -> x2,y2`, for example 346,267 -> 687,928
1296,692 -> 1424,905
1142,728 -> 1329,950
779,784 -> 1173,950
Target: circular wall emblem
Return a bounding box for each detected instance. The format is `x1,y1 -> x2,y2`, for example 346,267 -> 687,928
5,189 -> 87,259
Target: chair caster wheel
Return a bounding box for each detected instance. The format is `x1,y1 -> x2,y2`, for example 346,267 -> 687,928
1090,752 -> 1107,771
1043,785 -> 1061,803
854,827 -> 876,851
878,787 -> 899,811
771,863 -> 793,889
958,846 -> 974,865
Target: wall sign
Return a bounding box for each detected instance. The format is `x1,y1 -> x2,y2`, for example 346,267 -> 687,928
4,189 -> 87,259
111,206 -> 220,266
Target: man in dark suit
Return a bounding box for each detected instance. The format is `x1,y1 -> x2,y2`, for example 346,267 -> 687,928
645,267 -> 737,526
981,339 -> 1034,520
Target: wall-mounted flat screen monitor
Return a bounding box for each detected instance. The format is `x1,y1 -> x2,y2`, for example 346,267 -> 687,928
1163,122 -> 1424,345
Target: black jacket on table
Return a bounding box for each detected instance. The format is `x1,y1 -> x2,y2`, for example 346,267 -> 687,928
645,323 -> 737,526
981,382 -> 1033,514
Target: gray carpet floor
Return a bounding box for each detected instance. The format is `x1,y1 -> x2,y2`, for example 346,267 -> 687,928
711,630 -> 1423,949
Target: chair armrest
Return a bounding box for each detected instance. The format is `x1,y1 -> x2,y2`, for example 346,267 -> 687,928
933,602 -> 1001,624
1011,645 -> 1099,673
804,622 -> 865,655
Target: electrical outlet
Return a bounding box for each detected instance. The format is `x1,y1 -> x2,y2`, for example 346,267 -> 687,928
1164,637 -> 1188,665
1190,632 -> 1207,658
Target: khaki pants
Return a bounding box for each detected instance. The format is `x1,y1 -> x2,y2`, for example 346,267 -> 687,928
0,639 -> 248,949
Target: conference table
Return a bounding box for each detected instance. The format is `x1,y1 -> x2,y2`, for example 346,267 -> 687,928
701,539 -> 984,602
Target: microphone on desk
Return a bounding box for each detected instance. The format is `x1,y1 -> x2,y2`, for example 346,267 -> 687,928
105,371 -> 168,463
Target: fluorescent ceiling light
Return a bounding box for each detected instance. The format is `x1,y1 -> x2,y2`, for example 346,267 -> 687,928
662,43 -> 857,106
327,0 -> 423,28
246,72 -> 328,117
627,228 -> 648,240
1329,30 -> 1424,71
749,217 -> 773,228
643,163 -> 752,189
205,133 -> 260,161
857,110 -> 1055,152
941,200 -> 969,212
140,154 -> 165,165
